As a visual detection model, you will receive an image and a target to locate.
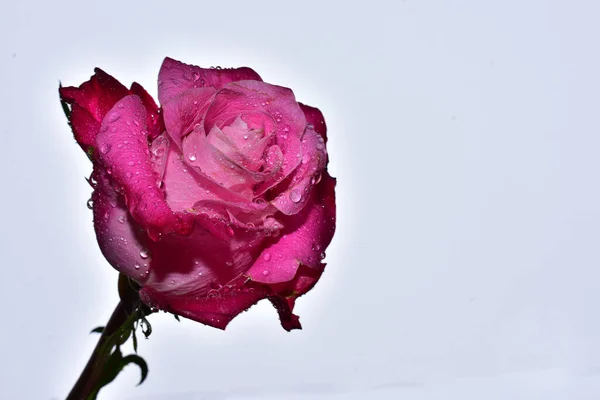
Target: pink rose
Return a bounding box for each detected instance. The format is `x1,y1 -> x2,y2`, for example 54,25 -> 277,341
60,57 -> 336,331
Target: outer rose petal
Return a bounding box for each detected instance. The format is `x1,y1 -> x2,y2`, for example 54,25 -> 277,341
59,68 -> 130,151
95,95 -> 178,235
271,127 -> 327,215
130,82 -> 165,140
140,276 -> 270,330
248,171 -> 336,284
299,103 -> 327,142
158,57 -> 262,106
92,168 -> 152,283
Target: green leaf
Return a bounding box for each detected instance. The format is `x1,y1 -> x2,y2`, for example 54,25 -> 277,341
89,347 -> 125,399
122,354 -> 149,385
90,326 -> 104,334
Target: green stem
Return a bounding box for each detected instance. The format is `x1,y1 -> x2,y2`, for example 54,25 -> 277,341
66,301 -> 129,400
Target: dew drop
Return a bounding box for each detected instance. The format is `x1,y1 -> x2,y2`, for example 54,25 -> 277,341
188,153 -> 197,161
263,253 -> 271,261
110,127 -> 118,133
118,215 -> 125,224
108,113 -> 120,123
262,269 -> 270,276
134,264 -> 140,269
140,249 -> 149,259
289,189 -> 302,203
99,144 -> 111,154
192,71 -> 200,81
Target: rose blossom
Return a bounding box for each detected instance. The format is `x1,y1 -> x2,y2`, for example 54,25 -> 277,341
60,57 -> 336,331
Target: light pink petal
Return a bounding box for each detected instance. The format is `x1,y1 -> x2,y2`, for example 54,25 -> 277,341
157,57 -> 262,106
95,95 -> 177,235
92,168 -> 152,284
201,81 -> 307,195
208,116 -> 271,171
161,87 -> 216,147
247,172 -> 336,284
183,125 -> 258,197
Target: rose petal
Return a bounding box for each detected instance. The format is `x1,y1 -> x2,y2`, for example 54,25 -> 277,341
92,168 -> 152,283
95,95 -> 175,234
247,172 -> 336,283
158,57 -> 262,106
162,87 -> 216,147
130,82 -> 164,140
299,103 -> 327,142
271,127 -> 327,215
60,68 -> 130,151
140,276 -> 270,330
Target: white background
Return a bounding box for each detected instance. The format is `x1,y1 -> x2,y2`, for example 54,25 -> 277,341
2,0 -> 600,399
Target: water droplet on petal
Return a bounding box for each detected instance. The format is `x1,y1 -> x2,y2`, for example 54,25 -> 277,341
99,144 -> 111,154
118,215 -> 125,224
110,126 -> 118,133
140,249 -> 149,259
188,154 -> 197,161
262,269 -> 270,276
263,253 -> 271,261
108,113 -> 120,123
86,198 -> 93,209
135,264 -> 140,269
289,189 -> 302,203
192,71 -> 200,81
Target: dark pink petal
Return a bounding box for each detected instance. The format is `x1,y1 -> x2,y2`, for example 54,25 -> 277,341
67,103 -> 100,151
140,210 -> 271,303
161,87 -> 216,147
269,295 -> 302,331
60,68 -> 130,151
157,57 -> 262,106
95,95 -> 176,235
247,171 -> 336,284
92,168 -> 152,284
271,127 -> 327,215
140,276 -> 270,330
299,103 -> 327,142
130,82 -> 164,140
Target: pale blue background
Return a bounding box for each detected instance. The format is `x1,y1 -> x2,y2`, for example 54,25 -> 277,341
2,0 -> 600,399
